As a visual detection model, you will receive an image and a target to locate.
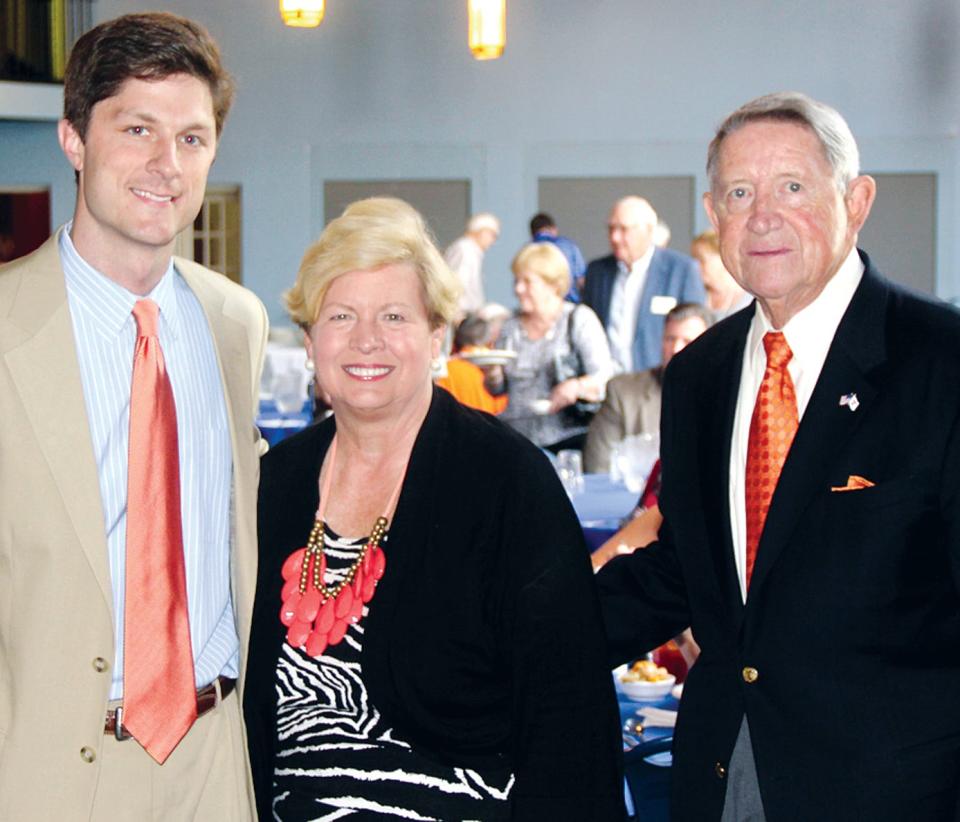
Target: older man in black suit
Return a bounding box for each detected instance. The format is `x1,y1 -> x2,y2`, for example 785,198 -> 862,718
597,92 -> 960,820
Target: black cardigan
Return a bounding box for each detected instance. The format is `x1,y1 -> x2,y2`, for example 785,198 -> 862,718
244,387 -> 624,820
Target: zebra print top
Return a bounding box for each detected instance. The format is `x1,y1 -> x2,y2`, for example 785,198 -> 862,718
272,527 -> 515,821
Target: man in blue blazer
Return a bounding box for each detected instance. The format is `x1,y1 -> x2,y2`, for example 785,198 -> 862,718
597,92 -> 960,820
582,196 -> 705,373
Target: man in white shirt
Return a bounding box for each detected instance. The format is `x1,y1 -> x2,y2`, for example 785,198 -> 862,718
444,212 -> 500,317
583,302 -> 712,474
582,196 -> 705,373
597,92 -> 960,820
0,13 -> 266,820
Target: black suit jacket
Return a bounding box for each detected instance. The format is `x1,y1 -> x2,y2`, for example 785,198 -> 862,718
245,388 -> 624,820
597,252 -> 960,821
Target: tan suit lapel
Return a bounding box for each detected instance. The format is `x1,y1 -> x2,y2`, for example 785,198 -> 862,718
2,233 -> 113,610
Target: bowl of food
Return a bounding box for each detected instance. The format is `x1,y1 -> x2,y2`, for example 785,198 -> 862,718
614,659 -> 676,700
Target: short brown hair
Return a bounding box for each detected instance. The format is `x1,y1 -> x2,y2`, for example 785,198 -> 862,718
63,12 -> 235,140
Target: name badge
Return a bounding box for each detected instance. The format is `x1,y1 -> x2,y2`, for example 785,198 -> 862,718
650,295 -> 677,315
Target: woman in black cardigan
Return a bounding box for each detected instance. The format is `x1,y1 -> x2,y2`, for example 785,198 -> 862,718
244,197 -> 623,821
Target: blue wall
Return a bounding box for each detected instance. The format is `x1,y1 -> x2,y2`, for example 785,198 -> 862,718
2,0 -> 958,320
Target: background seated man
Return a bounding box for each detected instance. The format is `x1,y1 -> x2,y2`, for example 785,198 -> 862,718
583,302 -> 712,473
436,313 -> 508,414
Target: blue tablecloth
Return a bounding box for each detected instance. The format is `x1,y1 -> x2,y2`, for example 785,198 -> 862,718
570,473 -> 638,550
257,398 -> 312,447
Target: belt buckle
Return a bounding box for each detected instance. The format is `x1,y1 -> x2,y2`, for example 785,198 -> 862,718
114,706 -> 127,741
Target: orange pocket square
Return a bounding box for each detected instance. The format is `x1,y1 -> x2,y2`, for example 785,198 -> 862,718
830,475 -> 876,492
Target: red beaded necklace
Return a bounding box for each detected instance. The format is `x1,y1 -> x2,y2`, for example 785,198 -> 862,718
279,435 -> 405,658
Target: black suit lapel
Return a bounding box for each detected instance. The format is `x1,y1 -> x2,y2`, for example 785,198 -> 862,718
747,256 -> 888,596
673,308 -> 752,624
699,311 -> 753,621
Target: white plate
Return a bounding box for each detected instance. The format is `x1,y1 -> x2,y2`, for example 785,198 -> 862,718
459,349 -> 517,367
613,664 -> 676,701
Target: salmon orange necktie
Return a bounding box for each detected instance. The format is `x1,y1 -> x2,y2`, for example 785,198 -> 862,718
744,331 -> 798,589
123,299 -> 196,764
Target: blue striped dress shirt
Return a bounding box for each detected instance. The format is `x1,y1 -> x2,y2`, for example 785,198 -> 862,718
60,226 -> 239,700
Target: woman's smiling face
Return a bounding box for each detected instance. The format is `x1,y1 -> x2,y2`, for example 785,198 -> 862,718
305,263 -> 443,421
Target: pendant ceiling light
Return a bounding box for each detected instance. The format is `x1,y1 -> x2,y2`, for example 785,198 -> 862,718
468,0 -> 506,60
280,0 -> 325,28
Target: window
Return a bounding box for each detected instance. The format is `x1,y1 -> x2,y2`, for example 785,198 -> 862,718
181,186 -> 243,283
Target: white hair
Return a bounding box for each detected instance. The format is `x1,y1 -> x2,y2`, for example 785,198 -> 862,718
707,91 -> 860,192
467,212 -> 500,235
613,196 -> 657,228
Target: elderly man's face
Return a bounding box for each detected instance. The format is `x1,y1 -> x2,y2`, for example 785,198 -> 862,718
607,203 -> 654,267
704,120 -> 874,328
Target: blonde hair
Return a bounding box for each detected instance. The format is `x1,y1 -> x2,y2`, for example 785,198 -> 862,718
511,242 -> 570,297
691,229 -> 720,255
285,197 -> 461,328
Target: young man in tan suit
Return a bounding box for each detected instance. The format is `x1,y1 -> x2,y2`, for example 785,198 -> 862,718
0,13 -> 267,820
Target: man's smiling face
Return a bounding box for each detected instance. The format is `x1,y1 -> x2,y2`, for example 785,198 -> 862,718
60,73 -> 217,266
704,119 -> 874,328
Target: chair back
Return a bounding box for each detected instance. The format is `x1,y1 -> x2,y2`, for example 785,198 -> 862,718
623,735 -> 672,820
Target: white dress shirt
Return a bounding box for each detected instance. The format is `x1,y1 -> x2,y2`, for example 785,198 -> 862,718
606,245 -> 655,373
444,235 -> 486,314
60,226 -> 238,699
728,247 -> 864,602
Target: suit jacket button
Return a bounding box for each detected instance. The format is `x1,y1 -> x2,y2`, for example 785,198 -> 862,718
80,746 -> 97,763
92,657 -> 109,673
742,666 -> 759,683
715,761 -> 727,779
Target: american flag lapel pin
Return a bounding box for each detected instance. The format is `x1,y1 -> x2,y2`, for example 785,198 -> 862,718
839,392 -> 860,412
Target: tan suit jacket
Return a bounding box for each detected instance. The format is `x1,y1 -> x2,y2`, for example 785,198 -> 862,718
0,233 -> 268,820
582,367 -> 663,474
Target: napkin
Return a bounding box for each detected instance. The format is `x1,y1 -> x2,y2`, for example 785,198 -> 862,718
635,706 -> 677,728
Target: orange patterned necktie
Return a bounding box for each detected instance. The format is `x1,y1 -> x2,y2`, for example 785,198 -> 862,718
123,299 -> 196,763
744,331 -> 798,589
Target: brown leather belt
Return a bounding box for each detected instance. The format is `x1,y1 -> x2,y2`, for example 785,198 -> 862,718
104,676 -> 236,740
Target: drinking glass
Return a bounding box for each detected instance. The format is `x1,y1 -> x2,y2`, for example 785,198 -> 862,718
271,370 -> 306,415
556,449 -> 585,496
617,433 -> 660,494
608,442 -> 623,485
